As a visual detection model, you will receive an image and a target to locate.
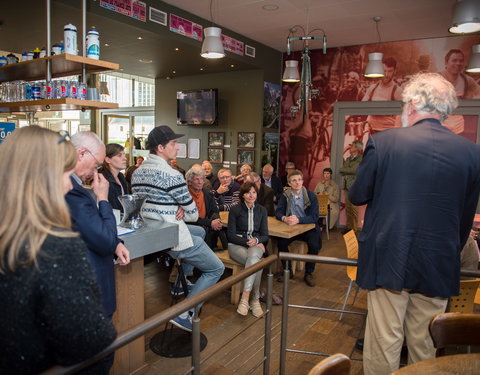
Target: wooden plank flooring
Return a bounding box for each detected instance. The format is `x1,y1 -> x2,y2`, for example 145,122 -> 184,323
136,230 -> 366,375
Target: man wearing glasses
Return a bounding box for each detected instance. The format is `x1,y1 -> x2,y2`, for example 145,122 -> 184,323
65,131 -> 131,372
213,168 -> 240,211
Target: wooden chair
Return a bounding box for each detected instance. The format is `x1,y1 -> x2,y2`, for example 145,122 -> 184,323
216,250 -> 244,305
307,353 -> 351,375
339,230 -> 359,320
316,194 -> 330,240
429,312 -> 480,356
448,279 -> 480,313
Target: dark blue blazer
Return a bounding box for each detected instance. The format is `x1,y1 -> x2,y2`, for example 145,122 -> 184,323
65,178 -> 121,316
262,174 -> 283,202
350,119 -> 480,298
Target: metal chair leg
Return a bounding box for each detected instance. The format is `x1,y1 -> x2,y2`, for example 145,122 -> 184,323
339,279 -> 354,321
351,284 -> 360,306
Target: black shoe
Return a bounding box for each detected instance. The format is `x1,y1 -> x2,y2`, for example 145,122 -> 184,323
276,272 -> 294,283
304,273 -> 315,287
355,338 -> 364,351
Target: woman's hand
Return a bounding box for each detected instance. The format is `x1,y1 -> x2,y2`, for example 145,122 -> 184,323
246,237 -> 257,247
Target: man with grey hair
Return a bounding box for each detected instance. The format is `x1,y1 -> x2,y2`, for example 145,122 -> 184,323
350,73 -> 480,374
281,161 -> 296,187
213,168 -> 240,211
339,140 -> 363,234
66,131 -> 131,372
186,166 -> 227,250
235,164 -> 252,185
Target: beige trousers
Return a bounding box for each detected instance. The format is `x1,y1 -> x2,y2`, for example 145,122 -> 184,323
364,288 -> 448,375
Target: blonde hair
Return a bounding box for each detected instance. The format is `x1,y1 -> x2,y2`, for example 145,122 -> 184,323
0,126 -> 78,273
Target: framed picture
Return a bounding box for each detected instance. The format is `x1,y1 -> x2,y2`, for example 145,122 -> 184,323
188,138 -> 200,159
238,132 -> 255,148
237,149 -> 255,165
208,148 -> 224,164
177,143 -> 187,158
208,132 -> 225,147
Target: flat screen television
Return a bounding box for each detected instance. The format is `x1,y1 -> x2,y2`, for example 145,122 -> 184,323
176,88 -> 218,126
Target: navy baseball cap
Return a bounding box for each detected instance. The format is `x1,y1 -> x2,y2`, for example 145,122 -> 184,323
147,126 -> 184,149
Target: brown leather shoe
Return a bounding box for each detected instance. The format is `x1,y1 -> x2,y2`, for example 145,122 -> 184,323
304,273 -> 315,287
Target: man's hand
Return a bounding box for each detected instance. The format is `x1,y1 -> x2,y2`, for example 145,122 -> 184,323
284,215 -> 299,226
176,206 -> 185,221
92,171 -> 109,202
115,243 -> 130,266
211,218 -> 223,231
216,184 -> 229,194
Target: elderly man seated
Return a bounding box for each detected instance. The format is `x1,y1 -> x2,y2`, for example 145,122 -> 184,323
186,166 -> 227,250
213,168 -> 240,211
202,160 -> 218,190
245,172 -> 275,216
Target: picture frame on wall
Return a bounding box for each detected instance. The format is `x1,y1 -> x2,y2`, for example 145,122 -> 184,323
238,132 -> 255,148
208,148 -> 224,164
177,143 -> 187,158
237,149 -> 255,165
208,132 -> 225,147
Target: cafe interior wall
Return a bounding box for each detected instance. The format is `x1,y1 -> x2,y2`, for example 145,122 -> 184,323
279,34 -> 480,192
155,69 -> 267,175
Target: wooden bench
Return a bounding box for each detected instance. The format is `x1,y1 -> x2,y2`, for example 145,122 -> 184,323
216,250 -> 244,304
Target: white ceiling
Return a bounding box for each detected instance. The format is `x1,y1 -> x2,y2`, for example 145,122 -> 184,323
162,0 -> 459,52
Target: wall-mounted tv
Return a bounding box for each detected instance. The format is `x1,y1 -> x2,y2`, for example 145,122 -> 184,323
177,88 -> 218,126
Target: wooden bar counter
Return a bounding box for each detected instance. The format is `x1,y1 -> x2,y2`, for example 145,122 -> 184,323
111,220 -> 178,375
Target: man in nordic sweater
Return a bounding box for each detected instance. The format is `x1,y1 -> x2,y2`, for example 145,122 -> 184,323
131,125 -> 225,332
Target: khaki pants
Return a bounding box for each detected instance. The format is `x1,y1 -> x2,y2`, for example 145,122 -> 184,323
364,288 -> 448,375
344,190 -> 357,231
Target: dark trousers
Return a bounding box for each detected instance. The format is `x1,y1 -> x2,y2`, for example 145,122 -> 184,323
277,228 -> 321,275
205,227 -> 228,250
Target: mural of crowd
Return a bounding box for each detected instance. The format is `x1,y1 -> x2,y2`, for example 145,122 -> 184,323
280,35 -> 480,192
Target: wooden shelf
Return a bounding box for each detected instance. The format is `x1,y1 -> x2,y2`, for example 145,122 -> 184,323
0,98 -> 119,113
0,54 -> 120,82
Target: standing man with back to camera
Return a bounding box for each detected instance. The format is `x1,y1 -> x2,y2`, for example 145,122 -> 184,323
349,73 -> 480,375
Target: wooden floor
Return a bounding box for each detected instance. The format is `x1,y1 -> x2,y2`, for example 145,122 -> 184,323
137,229 -> 367,375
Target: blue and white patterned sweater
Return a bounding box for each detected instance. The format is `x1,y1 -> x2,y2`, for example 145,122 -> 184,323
131,154 -> 198,251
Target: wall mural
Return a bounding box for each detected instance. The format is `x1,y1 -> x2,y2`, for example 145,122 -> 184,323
280,35 -> 480,192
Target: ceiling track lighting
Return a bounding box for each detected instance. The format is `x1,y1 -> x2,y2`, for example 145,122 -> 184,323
201,0 -> 225,59
364,16 -> 385,78
449,0 -> 480,34
282,24 -> 327,118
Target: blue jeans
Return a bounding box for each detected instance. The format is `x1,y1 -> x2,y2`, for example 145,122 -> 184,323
168,234 -> 225,310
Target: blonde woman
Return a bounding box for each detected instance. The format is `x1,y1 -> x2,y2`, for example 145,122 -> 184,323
0,126 -> 116,374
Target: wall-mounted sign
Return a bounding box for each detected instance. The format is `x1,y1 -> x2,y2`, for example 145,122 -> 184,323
0,122 -> 15,144
222,35 -> 244,56
170,14 -> 203,41
99,0 -> 146,22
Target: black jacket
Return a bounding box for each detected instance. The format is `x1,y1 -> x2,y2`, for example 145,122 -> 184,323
227,202 -> 269,246
100,167 -> 129,211
261,174 -> 283,202
258,184 -> 275,216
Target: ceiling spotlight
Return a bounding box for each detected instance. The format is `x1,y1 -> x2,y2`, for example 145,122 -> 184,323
104,43 -> 110,47
138,58 -> 152,63
175,47 -> 180,51
262,4 -> 279,11
137,36 -> 143,40
230,64 -> 235,68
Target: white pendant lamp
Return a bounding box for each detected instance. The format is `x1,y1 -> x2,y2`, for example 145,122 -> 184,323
365,52 -> 385,78
449,0 -> 480,34
201,26 -> 225,59
364,17 -> 385,78
282,60 -> 300,82
467,44 -> 480,73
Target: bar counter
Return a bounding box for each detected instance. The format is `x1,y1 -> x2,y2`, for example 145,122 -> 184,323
112,220 -> 179,375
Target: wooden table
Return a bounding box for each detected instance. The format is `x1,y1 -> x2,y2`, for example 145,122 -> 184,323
390,353 -> 480,375
112,220 -> 178,375
219,211 -> 315,272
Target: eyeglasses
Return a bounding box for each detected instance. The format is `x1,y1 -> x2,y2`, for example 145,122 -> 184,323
219,175 -> 232,179
86,149 -> 102,170
57,130 -> 71,144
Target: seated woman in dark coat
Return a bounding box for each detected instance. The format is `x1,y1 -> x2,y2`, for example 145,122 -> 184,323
0,126 -> 116,374
227,182 -> 269,317
99,143 -> 128,211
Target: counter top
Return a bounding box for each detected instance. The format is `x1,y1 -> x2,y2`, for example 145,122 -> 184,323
120,220 -> 178,259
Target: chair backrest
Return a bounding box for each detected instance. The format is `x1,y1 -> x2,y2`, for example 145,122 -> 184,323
449,279 -> 480,313
429,312 -> 480,356
316,194 -> 329,217
343,230 -> 358,281
307,353 -> 351,375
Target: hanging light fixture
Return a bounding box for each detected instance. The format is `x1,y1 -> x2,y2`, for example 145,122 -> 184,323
449,0 -> 480,34
201,0 -> 225,59
467,44 -> 480,72
364,17 -> 385,78
282,25 -> 327,117
282,60 -> 300,82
